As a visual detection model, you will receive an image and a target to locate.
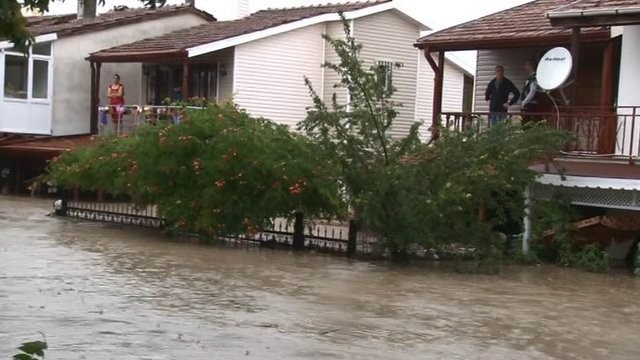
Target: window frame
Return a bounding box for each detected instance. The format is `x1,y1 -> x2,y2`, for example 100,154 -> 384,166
376,60 -> 395,92
2,41 -> 54,104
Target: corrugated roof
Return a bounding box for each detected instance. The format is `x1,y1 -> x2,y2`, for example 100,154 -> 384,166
17,5 -> 214,39
416,0 -> 610,51
89,0 -> 391,62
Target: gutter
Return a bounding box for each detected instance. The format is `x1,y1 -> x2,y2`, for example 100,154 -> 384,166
548,7 -> 640,19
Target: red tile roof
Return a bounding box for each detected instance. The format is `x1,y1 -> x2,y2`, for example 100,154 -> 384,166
416,0 -> 610,51
89,0 -> 391,62
19,5 -> 214,39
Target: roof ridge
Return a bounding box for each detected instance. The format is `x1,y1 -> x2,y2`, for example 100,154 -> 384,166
252,0 -> 391,15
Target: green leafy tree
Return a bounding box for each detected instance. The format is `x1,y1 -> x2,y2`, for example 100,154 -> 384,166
12,335 -> 47,360
300,17 -> 571,260
46,103 -> 345,236
1,0 -> 166,49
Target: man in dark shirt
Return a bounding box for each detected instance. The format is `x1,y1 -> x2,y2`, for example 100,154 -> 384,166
485,65 -> 520,126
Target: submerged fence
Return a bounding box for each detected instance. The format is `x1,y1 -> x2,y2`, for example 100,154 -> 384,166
54,198 -> 375,256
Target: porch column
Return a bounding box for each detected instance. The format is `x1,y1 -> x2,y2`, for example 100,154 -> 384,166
90,62 -> 102,134
522,185 -> 533,254
182,60 -> 189,100
600,40 -> 615,107
424,48 -> 445,141
90,61 -> 97,134
599,39 -> 617,154
570,27 -> 581,105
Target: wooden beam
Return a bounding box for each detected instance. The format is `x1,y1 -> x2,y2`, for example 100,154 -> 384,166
431,51 -> 445,141
90,61 -> 97,134
550,14 -> 640,28
182,61 -> 190,100
414,30 -> 610,52
570,27 -> 580,105
600,39 -> 615,107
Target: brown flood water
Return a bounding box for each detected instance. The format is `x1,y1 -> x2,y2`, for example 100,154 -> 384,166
1,196 -> 640,360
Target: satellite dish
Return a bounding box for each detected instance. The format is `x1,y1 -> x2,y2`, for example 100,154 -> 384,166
536,47 -> 573,91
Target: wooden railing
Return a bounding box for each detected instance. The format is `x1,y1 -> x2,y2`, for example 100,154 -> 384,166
441,106 -> 640,158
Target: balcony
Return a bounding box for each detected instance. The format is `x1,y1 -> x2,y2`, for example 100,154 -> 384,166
441,106 -> 640,159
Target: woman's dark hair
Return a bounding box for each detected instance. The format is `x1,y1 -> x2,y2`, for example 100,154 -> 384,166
113,74 -> 120,80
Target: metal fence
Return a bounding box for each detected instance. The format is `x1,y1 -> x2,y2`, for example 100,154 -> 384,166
56,198 -> 375,256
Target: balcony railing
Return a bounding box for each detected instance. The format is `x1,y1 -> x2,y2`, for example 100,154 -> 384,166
98,104 -> 206,136
441,106 -> 640,158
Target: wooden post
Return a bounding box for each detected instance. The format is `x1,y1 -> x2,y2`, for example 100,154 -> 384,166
600,40 -> 615,107
570,27 -> 581,105
423,48 -> 445,141
599,40 -> 616,154
182,60 -> 190,100
90,61 -> 97,134
347,219 -> 357,257
433,51 -> 445,140
292,212 -> 305,250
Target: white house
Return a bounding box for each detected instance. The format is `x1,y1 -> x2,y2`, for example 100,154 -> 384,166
88,0 -> 473,140
0,5 -> 214,136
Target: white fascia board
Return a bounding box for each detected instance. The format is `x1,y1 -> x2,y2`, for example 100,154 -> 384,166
0,33 -> 58,49
187,2 -> 429,58
536,173 -> 640,191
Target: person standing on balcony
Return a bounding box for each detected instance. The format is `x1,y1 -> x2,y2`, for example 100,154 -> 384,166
107,74 -> 125,126
485,65 -> 520,126
520,58 -> 542,124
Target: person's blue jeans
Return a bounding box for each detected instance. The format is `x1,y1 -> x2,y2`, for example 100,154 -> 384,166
489,112 -> 508,126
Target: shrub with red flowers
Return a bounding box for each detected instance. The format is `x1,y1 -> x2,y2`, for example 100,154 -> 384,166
46,103 -> 346,236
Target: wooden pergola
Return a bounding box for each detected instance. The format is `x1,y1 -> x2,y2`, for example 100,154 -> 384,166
413,0 -> 614,140
87,50 -> 191,134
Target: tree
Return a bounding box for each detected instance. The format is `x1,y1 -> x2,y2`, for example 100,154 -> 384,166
1,0 -> 166,49
300,16 -> 571,260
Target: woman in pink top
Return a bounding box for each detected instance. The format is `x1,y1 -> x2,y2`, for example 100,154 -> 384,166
107,74 -> 125,124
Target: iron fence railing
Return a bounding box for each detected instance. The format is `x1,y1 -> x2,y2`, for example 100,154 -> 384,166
441,106 -> 640,158
98,104 -> 206,136
56,198 -> 376,256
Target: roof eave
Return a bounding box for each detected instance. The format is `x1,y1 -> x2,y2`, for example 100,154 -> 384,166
88,49 -> 188,63
414,30 -> 611,52
548,12 -> 640,28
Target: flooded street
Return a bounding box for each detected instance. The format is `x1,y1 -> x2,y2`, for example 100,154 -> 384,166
1,197 -> 640,359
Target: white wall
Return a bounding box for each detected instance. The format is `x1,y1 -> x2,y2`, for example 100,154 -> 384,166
415,53 -> 469,142
474,48 -> 533,113
354,10 -> 420,138
51,13 -> 208,136
234,23 -> 325,129
322,21 -> 348,106
616,25 -> 640,156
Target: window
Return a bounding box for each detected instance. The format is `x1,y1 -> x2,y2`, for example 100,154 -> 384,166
189,65 -> 218,101
4,55 -> 28,99
376,61 -> 395,91
2,42 -> 52,101
32,60 -> 49,99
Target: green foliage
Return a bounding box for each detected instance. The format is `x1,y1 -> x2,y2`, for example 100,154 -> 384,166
532,196 -> 577,265
13,337 -> 47,360
46,103 -> 345,236
573,244 -> 610,273
2,0 -> 164,50
300,16 -> 571,260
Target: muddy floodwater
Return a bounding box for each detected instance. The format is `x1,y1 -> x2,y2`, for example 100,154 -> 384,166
1,197 -> 640,359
